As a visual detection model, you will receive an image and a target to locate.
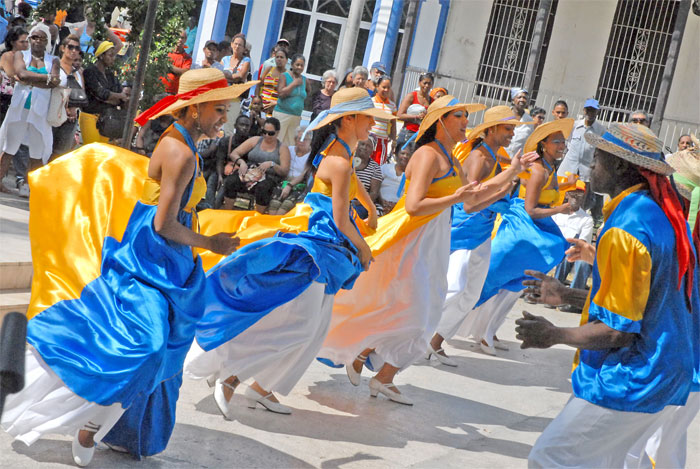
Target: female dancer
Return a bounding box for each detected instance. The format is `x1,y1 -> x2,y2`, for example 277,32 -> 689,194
184,87 -> 392,415
467,118 -> 575,355
1,68 -> 247,465
428,106 -> 533,365
318,96 -> 534,404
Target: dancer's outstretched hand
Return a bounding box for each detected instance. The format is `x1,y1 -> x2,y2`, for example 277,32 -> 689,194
208,232 -> 240,256
522,270 -> 567,307
509,150 -> 540,174
565,238 -> 595,265
455,181 -> 481,201
515,311 -> 559,349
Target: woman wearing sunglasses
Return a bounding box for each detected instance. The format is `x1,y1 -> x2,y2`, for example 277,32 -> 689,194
221,116 -> 291,213
467,118 -> 577,355
51,34 -> 85,160
318,97 -> 535,405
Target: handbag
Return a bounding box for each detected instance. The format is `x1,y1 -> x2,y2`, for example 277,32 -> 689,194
97,106 -> 127,139
47,86 -> 70,127
65,74 -> 88,108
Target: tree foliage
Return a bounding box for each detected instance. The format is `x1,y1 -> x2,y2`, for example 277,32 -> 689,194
37,0 -> 194,108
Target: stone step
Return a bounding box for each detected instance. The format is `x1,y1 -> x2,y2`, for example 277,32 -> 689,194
0,288 -> 30,321
0,261 -> 32,290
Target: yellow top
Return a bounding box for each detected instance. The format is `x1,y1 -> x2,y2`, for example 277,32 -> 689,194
140,171 -> 207,214
518,166 -> 560,206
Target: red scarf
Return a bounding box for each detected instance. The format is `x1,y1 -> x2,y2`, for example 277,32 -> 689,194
135,79 -> 229,126
639,168 -> 696,300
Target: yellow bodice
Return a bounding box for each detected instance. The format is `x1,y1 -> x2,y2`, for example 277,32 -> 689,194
140,164 -> 207,213
311,171 -> 359,200
518,167 -> 559,206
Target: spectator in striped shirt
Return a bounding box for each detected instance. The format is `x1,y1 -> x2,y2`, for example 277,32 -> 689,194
353,139 -> 384,217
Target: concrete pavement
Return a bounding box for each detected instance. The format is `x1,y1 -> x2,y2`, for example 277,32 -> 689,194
1,190 -> 698,468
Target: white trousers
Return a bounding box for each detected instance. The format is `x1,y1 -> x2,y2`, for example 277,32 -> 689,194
456,289 -> 520,346
529,396 -> 676,469
436,239 -> 491,340
624,391 -> 699,469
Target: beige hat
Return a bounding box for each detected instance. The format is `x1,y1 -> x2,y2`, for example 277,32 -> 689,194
413,95 -> 486,143
584,123 -> 674,176
135,68 -> 257,125
666,134 -> 699,202
308,87 -> 396,131
467,105 -> 533,140
523,118 -> 574,153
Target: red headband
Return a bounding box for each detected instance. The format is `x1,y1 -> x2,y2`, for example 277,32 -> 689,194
135,79 -> 229,126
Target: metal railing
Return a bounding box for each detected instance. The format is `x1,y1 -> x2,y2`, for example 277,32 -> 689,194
401,66 -> 699,152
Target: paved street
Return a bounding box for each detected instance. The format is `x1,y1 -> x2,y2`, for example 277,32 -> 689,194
1,192 -> 699,468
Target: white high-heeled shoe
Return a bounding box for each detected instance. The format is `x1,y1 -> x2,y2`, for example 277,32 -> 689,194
214,378 -> 238,421
346,354 -> 368,386
72,428 -> 96,467
426,344 -> 458,367
243,386 -> 292,414
368,378 -> 413,406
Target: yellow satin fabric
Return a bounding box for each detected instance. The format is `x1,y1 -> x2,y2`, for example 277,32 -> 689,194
140,174 -> 207,213
365,168 -> 462,256
592,227 -> 651,322
518,167 -> 560,206
197,169 -> 362,271
27,144 -> 148,319
453,139 -> 510,181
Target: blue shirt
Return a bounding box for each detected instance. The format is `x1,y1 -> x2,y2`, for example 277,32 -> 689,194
572,184 -> 699,413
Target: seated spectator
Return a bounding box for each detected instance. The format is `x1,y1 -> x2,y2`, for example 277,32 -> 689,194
310,69 -> 336,122
221,116 -> 290,213
51,34 -> 85,160
209,114 -> 252,208
268,126 -> 313,215
552,184 -> 593,313
82,40 -> 128,143
134,109 -> 174,156
352,139 -> 383,217
0,23 -> 59,191
380,142 -> 414,214
194,40 -> 223,70
530,106 -> 546,129
160,30 -> 192,95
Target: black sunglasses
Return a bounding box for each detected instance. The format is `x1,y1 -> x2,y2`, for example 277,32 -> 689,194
66,44 -> 81,52
262,130 -> 277,136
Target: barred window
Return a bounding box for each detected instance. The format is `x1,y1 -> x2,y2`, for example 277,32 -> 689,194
475,0 -> 558,102
596,0 -> 680,122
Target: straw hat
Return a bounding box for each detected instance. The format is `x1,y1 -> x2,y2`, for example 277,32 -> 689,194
467,105 -> 533,140
414,95 -> 486,142
584,123 -> 674,175
309,87 -> 395,130
523,118 -> 574,153
666,134 -> 699,200
135,69 -> 257,125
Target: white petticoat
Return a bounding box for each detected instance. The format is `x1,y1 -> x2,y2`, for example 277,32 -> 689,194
436,238 -> 491,340
184,281 -> 334,396
455,289 -> 520,346
1,346 -> 124,446
320,209 -> 451,370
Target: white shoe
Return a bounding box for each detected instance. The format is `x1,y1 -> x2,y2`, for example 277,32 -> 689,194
346,354 -> 367,386
72,430 -> 96,467
18,182 -> 29,198
368,378 -> 413,405
243,386 -> 292,414
213,379 -> 237,421
426,344 -> 458,367
480,340 -> 497,356
493,339 -> 509,351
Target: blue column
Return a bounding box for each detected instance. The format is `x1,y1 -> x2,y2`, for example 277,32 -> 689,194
241,0 -> 255,36
211,0 -> 232,41
363,0 -> 384,68
429,0 -> 450,71
380,0 -> 405,73
260,1 -> 286,66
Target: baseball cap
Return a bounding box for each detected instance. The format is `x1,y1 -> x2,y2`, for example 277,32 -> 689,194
584,98 -> 600,109
371,61 -> 387,73
277,38 -> 290,46
204,40 -> 218,49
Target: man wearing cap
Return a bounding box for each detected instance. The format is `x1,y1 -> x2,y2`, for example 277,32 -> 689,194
517,123 -> 699,467
193,40 -> 224,71
504,87 -> 533,157
161,30 -> 192,95
557,98 -> 606,224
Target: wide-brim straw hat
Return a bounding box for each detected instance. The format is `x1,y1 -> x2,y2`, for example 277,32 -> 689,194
666,134 -> 699,200
523,118 -> 575,153
309,87 -> 396,131
135,68 -> 258,125
584,123 -> 674,175
467,105 -> 534,140
414,95 -> 486,142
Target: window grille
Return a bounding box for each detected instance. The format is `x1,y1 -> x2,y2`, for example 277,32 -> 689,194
475,0 -> 558,102
596,0 -> 680,122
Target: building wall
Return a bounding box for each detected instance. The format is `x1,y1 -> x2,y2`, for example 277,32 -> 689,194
536,0 -> 616,102
407,0 -> 450,71
434,0 -> 492,81
664,12 -> 700,123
